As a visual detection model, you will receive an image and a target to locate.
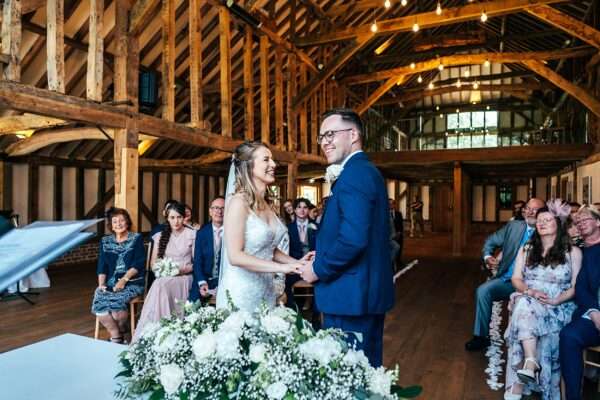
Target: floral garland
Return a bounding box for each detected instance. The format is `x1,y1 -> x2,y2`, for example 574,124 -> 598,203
152,258 -> 180,278
484,300 -> 505,391
115,300 -> 422,400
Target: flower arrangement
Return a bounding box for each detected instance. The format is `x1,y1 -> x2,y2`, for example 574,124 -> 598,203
115,300 -> 421,400
152,258 -> 180,278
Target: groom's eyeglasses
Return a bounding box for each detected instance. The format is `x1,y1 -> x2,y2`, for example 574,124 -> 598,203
317,128 -> 353,144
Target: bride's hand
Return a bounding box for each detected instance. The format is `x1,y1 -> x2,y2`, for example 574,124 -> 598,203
300,251 -> 316,263
280,263 -> 302,274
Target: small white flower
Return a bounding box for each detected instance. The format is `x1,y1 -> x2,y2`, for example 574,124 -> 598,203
215,330 -> 241,359
265,381 -> 287,400
369,367 -> 393,397
249,343 -> 267,363
159,363 -> 184,395
192,330 -> 217,360
325,164 -> 343,184
342,349 -> 369,366
185,312 -> 200,325
153,331 -> 180,353
260,314 -> 291,335
308,223 -> 318,231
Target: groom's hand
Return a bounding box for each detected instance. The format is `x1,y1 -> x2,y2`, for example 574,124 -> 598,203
299,260 -> 319,283
300,251 -> 316,263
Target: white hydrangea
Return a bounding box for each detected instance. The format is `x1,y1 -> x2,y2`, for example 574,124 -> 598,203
299,337 -> 342,365
249,343 -> 267,364
342,349 -> 369,367
221,310 -> 251,335
140,321 -> 161,339
260,314 -> 290,335
215,330 -> 241,360
192,329 -> 217,361
265,381 -> 288,400
368,367 -> 393,397
159,363 -> 184,395
153,331 -> 180,353
185,311 -> 200,325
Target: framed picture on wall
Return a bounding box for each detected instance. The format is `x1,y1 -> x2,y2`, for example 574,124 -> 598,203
550,185 -> 556,199
582,176 -> 592,205
566,181 -> 573,202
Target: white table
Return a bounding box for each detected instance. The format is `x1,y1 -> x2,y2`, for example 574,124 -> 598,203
0,334 -> 127,400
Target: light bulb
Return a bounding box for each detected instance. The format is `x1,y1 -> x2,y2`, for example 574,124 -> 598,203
464,70 -> 470,78
439,114 -> 443,118
486,105 -> 490,110
456,108 -> 460,113
483,59 -> 490,68
371,21 -> 378,32
438,63 -> 444,71
412,23 -> 419,32
481,10 -> 487,22
428,82 -> 434,89
435,105 -> 440,111
384,0 -> 391,9
417,75 -> 423,83
410,62 -> 416,69
436,2 -> 442,15
401,0 -> 407,5
456,80 -> 462,88
473,81 -> 479,89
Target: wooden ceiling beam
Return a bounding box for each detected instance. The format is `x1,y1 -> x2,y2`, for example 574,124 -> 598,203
139,150 -> 231,167
297,0 -> 566,47
0,81 -> 326,164
522,59 -> 600,118
21,0 -> 46,14
0,113 -> 68,134
129,0 -> 161,36
356,75 -> 405,116
525,4 -> 600,50
343,46 -> 595,85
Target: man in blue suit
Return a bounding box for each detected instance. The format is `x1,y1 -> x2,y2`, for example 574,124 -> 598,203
189,196 -> 224,302
299,108 -> 394,367
560,206 -> 600,400
286,198 -> 318,309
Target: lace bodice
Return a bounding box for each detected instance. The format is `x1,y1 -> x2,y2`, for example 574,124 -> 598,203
216,212 -> 287,311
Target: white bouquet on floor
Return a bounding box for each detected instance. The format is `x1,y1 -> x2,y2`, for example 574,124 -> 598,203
115,296 -> 421,400
152,258 -> 180,278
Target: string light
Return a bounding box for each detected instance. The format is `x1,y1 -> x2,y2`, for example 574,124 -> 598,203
410,62 -> 416,69
417,75 -> 423,83
438,63 -> 444,71
456,79 -> 462,88
464,70 -> 470,78
384,0 -> 391,9
412,22 -> 420,32
371,20 -> 378,32
473,81 -> 479,89
486,105 -> 491,110
428,82 -> 434,89
435,105 -> 440,111
439,114 -> 443,118
436,2 -> 442,15
456,108 -> 460,113
481,10 -> 488,22
401,0 -> 407,5
483,59 -> 490,68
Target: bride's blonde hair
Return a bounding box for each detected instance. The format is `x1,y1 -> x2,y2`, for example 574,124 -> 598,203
232,141 -> 274,211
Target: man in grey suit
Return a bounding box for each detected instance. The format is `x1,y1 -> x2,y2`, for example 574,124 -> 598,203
465,197 -> 545,351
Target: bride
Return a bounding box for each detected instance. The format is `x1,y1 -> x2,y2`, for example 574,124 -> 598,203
216,141 -> 307,311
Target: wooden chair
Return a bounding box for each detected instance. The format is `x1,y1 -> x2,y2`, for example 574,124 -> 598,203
292,279 -> 314,301
94,240 -> 153,340
583,346 -> 600,392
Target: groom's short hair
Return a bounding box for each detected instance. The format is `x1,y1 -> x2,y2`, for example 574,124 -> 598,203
322,108 -> 364,140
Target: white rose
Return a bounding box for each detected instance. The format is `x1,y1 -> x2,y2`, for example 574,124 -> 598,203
153,331 -> 180,353
265,381 -> 287,400
343,349 -> 369,366
369,367 -> 393,397
249,343 -> 267,363
260,315 -> 290,335
299,337 -> 342,365
192,330 -> 217,361
159,363 -> 184,395
325,164 -> 343,184
308,223 -> 318,231
215,330 -> 241,359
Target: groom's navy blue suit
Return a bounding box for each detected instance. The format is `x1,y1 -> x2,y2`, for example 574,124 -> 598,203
188,223 -> 217,302
313,152 -> 394,367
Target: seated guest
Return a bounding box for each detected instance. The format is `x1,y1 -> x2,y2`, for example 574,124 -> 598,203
308,203 -> 319,222
466,198 -> 545,351
133,202 -> 196,341
189,196 -> 225,302
389,198 -> 404,269
567,215 -> 585,249
183,204 -> 201,230
282,199 -> 295,224
560,205 -> 600,400
285,198 -> 318,308
569,201 -> 581,215
503,201 -> 581,400
150,199 -> 177,237
511,200 -> 526,221
92,208 -> 145,344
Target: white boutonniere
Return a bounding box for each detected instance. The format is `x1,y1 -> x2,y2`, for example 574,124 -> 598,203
325,164 -> 343,184
308,223 -> 318,231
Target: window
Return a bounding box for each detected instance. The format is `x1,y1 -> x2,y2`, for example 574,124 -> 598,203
499,185 -> 513,209
446,110 -> 498,131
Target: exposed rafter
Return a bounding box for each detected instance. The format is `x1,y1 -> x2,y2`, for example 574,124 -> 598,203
0,113 -> 68,134
356,76 -> 405,115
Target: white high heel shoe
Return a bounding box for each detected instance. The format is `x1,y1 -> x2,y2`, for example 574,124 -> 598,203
503,385 -> 522,400
517,357 -> 540,384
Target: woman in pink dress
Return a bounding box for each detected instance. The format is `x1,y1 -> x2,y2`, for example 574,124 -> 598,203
133,202 -> 196,341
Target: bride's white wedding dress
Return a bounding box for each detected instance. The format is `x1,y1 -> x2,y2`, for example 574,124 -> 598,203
216,212 -> 287,312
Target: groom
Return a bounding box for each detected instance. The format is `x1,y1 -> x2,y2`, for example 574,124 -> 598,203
299,108 -> 395,367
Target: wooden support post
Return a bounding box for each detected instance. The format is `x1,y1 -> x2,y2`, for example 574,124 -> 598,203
287,162 -> 298,200
299,63 -> 308,153
274,47 -> 284,149
452,162 -> 469,256
46,0 -> 64,92
219,6 -> 232,137
260,35 -> 270,144
311,93 -> 318,154
287,53 -> 297,152
192,173 -> 199,222
162,0 -> 175,121
28,163 -> 39,223
1,0 -> 21,81
243,27 -> 254,141
189,0 -> 204,127
76,167 -> 84,219
86,0 -> 104,101
98,168 -> 106,234
53,165 -> 62,220
115,0 -> 139,109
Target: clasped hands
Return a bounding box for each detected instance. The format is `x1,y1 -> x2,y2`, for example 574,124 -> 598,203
283,251 -> 319,283
526,288 -> 559,306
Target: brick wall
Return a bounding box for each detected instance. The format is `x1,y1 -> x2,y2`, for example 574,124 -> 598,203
50,240 -> 100,267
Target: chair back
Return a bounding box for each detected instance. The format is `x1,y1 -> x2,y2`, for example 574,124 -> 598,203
142,239 -> 154,296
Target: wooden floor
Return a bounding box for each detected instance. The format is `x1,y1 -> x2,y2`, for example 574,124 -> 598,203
1,233 -> 597,399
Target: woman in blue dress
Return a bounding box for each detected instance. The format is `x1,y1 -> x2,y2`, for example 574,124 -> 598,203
91,208 -> 146,343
